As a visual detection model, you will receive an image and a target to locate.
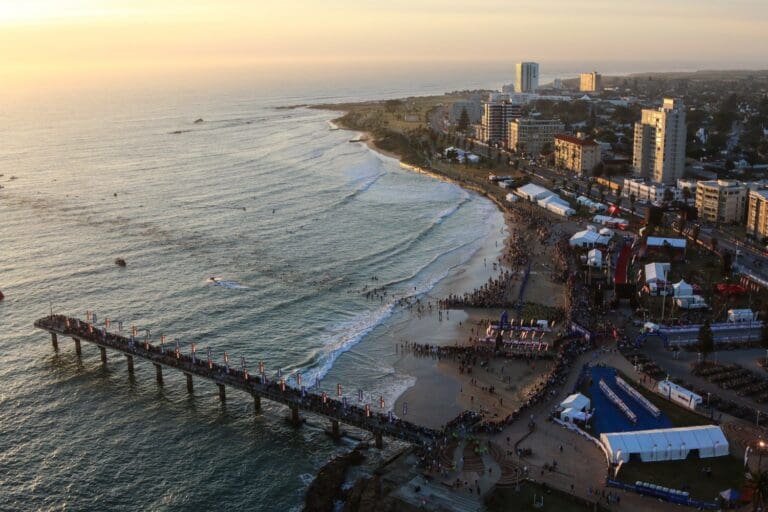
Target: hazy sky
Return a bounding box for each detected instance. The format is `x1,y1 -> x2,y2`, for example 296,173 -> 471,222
2,0 -> 766,92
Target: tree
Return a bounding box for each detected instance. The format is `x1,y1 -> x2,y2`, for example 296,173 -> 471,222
747,468 -> 768,512
457,107 -> 470,132
698,320 -> 715,361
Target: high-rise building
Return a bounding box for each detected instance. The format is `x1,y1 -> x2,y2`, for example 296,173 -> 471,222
554,134 -> 601,175
515,62 -> 539,93
579,71 -> 602,92
508,119 -> 564,155
632,98 -> 687,185
747,189 -> 768,240
695,180 -> 747,224
479,101 -> 522,145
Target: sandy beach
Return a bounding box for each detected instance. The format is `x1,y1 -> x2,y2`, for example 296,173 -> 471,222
343,130 -> 569,430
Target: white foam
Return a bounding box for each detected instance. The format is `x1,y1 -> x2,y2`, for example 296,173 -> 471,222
206,277 -> 250,289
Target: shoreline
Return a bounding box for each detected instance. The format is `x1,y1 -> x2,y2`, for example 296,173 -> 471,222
330,113 -> 564,428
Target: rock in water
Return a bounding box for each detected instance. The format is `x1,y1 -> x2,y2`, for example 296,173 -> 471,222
115,258 -> 127,267
303,448 -> 365,512
194,118 -> 204,124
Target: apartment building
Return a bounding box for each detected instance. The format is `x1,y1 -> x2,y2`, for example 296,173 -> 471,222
747,189 -> 768,240
695,179 -> 747,224
632,98 -> 687,184
579,71 -> 602,92
479,101 -> 522,146
508,119 -> 564,155
554,134 -> 601,175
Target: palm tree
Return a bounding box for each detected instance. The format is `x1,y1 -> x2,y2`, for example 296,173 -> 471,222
748,468 -> 768,511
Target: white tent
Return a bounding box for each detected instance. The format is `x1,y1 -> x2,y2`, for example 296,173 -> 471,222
516,183 -> 554,202
644,262 -> 670,284
601,425 -> 729,464
672,279 -> 693,297
560,393 -> 591,412
569,229 -> 611,248
561,408 -> 591,423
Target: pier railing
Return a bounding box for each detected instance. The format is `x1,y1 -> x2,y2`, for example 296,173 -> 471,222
35,315 -> 439,447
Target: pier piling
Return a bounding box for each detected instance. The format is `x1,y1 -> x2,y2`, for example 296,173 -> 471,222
155,363 -> 163,385
35,315 -> 436,448
290,404 -> 301,425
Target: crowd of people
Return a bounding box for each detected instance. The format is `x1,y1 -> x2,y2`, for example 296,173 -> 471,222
37,315 -> 445,447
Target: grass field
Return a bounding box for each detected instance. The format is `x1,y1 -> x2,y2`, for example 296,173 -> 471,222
615,455 -> 746,501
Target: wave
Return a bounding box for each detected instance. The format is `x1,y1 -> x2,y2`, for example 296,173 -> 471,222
291,231 -> 486,387
207,277 -> 250,289
341,192 -> 472,271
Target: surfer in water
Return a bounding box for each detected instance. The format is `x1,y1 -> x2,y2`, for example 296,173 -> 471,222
209,276 -> 218,284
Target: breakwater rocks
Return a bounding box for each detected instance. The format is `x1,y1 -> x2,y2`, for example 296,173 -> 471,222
303,446 -> 367,512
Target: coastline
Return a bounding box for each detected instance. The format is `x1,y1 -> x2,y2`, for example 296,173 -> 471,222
330,114 -> 543,428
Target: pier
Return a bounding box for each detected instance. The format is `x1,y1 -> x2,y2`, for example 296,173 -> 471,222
35,315 -> 439,448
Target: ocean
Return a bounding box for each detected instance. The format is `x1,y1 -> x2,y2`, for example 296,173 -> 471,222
0,75 -> 507,511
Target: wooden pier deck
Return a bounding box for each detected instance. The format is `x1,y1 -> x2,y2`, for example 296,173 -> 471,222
35,315 -> 440,448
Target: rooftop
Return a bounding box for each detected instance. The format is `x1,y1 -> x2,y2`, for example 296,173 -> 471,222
554,134 -> 598,146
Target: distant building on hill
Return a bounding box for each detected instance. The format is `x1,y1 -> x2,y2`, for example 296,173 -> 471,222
579,71 -> 602,92
554,134 -> 601,175
515,62 -> 539,93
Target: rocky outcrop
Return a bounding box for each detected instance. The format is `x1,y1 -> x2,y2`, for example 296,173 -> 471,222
303,447 -> 366,512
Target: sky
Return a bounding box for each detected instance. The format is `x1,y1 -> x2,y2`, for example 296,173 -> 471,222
1,0 -> 767,94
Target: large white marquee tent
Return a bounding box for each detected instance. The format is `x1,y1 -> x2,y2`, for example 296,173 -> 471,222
600,425 -> 728,464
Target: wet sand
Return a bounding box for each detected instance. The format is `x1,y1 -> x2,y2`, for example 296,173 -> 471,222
352,127 -> 567,430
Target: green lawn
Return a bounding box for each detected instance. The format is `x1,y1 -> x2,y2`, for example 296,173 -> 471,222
615,455 -> 746,502
485,481 -> 609,512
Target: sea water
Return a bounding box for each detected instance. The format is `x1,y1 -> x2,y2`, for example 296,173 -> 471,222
0,77 -> 508,511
